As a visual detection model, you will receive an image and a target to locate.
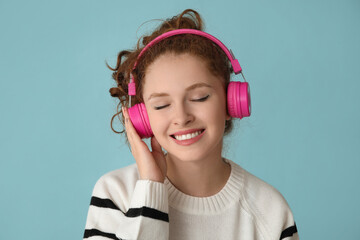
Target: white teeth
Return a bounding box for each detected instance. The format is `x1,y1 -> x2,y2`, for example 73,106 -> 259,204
174,130 -> 202,140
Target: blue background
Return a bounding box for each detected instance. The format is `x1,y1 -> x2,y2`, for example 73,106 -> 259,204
1,0 -> 359,239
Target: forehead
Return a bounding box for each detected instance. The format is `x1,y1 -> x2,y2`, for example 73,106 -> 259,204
142,53 -> 224,96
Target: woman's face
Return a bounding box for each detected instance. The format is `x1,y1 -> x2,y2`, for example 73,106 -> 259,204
142,53 -> 230,162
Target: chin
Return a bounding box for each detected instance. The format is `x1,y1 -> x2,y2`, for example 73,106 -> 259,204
165,149 -> 209,163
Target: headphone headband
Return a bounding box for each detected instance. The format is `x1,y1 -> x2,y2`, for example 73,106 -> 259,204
132,29 -> 242,74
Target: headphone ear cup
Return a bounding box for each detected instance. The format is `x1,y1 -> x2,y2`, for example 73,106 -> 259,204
227,82 -> 251,119
127,103 -> 153,139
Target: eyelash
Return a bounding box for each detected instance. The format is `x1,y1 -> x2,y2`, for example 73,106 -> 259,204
154,95 -> 210,110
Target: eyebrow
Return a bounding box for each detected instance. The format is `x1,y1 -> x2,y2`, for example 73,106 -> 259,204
147,82 -> 213,101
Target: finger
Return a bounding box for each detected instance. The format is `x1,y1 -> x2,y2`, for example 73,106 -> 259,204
151,137 -> 164,155
123,107 -> 137,138
122,106 -> 143,150
122,107 -> 136,144
151,137 -> 167,175
151,137 -> 166,164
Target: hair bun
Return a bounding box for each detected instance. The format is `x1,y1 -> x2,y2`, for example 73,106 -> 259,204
109,87 -> 121,98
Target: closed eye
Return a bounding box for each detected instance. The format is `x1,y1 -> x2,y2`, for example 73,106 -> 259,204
154,104 -> 169,110
192,95 -> 210,102
154,95 -> 210,110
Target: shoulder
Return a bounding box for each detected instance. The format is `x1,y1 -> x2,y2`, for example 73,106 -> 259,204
230,160 -> 297,239
91,163 -> 140,209
95,163 -> 139,185
241,165 -> 290,212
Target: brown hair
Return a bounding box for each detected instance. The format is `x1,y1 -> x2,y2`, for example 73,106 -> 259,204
107,9 -> 234,140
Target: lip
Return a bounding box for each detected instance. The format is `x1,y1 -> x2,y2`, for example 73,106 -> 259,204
170,128 -> 204,136
171,129 -> 206,146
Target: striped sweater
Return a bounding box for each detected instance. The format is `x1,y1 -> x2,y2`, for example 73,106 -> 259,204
83,159 -> 299,240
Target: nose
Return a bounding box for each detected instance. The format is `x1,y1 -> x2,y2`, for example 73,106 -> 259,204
172,102 -> 195,126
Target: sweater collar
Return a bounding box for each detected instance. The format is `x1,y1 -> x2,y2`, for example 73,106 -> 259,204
164,159 -> 244,215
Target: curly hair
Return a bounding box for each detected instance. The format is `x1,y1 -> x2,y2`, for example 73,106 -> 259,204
107,9 -> 234,141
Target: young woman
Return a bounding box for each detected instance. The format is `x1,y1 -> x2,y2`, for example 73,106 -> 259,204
83,9 -> 299,240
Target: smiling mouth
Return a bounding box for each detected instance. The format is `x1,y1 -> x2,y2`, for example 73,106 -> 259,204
170,129 -> 205,139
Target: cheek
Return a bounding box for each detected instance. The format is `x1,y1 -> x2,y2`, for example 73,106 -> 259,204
209,96 -> 228,129
145,108 -> 168,136
210,94 -> 227,117
198,101 -> 226,129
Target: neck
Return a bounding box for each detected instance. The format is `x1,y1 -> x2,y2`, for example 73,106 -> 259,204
165,152 -> 231,197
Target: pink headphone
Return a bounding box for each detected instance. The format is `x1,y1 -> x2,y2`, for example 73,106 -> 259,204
127,29 -> 251,138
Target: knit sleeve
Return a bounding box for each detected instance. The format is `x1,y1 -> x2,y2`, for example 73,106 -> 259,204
83,170 -> 169,240
278,222 -> 299,240
251,184 -> 299,240
241,166 -> 299,240
266,188 -> 299,240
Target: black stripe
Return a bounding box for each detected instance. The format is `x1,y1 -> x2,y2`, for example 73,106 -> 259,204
89,197 -> 168,222
126,206 -> 169,222
83,228 -> 124,240
90,197 -> 124,213
279,223 -> 298,239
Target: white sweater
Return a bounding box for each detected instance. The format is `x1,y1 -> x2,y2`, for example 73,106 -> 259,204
83,159 -> 299,240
